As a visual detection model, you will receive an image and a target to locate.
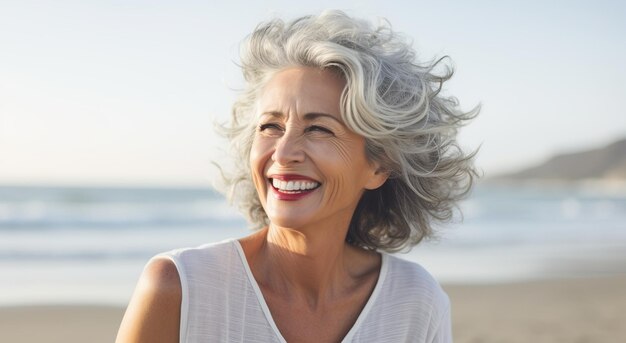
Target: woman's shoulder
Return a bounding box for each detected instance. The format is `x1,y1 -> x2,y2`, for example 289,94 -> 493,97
153,238 -> 250,287
116,255 -> 182,342
155,238 -> 240,269
383,254 -> 449,307
385,254 -> 442,283
352,254 -> 451,341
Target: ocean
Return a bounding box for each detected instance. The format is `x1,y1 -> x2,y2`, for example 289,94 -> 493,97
1,184 -> 625,306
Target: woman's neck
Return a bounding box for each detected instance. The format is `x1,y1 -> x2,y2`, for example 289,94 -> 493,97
241,225 -> 379,309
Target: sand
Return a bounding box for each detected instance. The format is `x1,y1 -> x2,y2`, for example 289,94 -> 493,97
0,305 -> 124,343
1,276 -> 625,342
445,276 -> 626,343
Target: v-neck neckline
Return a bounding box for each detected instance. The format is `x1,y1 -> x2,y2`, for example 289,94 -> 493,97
232,239 -> 389,343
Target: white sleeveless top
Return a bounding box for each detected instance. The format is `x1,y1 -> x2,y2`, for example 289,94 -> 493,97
157,239 -> 452,343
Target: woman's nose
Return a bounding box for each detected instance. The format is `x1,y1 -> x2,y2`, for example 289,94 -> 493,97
271,131 -> 305,165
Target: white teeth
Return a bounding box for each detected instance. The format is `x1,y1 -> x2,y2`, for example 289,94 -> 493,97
271,179 -> 320,192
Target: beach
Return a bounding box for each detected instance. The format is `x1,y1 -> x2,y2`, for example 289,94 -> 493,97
0,305 -> 123,343
446,275 -> 626,343
1,185 -> 625,341
2,275 -> 625,342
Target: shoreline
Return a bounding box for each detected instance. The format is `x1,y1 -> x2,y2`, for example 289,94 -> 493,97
2,275 -> 625,343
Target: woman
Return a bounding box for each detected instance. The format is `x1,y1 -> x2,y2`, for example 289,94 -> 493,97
117,10 -> 476,343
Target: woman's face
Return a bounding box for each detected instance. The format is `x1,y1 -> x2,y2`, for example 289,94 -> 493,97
250,67 -> 387,231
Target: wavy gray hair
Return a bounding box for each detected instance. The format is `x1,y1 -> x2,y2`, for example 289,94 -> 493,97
219,10 -> 478,252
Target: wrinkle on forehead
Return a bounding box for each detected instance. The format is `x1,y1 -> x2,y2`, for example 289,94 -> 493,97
256,67 -> 346,121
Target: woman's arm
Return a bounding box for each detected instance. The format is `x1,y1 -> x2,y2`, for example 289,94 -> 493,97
116,258 -> 182,343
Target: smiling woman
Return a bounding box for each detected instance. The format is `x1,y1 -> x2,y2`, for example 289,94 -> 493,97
250,67 -> 387,232
117,10 -> 476,343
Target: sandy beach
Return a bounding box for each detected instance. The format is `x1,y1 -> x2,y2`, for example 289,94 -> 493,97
445,275 -> 626,343
0,305 -> 124,343
1,275 -> 625,343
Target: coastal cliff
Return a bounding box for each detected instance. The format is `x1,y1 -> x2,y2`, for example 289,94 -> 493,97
492,138 -> 626,182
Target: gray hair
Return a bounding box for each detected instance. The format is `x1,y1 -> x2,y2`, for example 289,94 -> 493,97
219,10 -> 478,252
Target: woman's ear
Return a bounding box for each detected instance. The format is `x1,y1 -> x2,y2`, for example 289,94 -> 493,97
365,166 -> 390,190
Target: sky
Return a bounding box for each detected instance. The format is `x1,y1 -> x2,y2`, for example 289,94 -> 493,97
1,0 -> 625,187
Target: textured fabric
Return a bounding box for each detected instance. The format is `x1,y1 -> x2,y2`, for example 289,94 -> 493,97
156,239 -> 452,343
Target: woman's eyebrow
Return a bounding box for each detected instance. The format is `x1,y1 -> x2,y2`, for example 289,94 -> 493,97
260,111 -> 342,124
303,112 -> 342,124
259,111 -> 284,119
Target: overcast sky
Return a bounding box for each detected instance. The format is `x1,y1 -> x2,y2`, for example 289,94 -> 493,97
1,0 -> 625,186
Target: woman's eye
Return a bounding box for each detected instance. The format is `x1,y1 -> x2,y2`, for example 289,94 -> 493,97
258,123 -> 283,132
306,125 -> 333,134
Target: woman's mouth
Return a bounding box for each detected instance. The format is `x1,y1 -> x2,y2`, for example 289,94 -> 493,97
271,178 -> 320,192
269,177 -> 321,200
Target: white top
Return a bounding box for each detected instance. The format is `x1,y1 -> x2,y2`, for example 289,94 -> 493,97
156,239 -> 452,343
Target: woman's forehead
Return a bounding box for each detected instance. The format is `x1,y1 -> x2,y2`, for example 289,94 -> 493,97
257,67 -> 345,116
